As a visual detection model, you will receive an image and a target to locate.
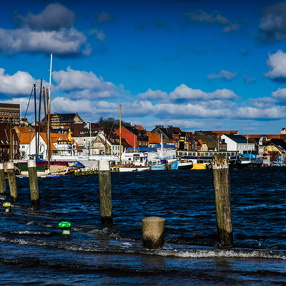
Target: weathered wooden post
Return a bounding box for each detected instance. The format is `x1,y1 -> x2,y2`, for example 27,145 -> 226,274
212,154 -> 233,248
98,160 -> 112,224
28,160 -> 39,209
7,162 -> 18,204
0,163 -> 6,199
142,216 -> 165,249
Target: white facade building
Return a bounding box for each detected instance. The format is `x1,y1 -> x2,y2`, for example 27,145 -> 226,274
221,134 -> 255,154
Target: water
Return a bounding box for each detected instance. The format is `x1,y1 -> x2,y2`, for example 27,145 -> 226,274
0,168 -> 285,285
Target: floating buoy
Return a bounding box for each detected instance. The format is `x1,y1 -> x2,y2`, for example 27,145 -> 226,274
58,221 -> 71,235
3,202 -> 11,213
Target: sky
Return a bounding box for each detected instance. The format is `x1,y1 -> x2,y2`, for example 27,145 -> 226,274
2,0 -> 286,134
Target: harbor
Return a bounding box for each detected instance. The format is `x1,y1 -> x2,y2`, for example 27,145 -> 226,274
0,166 -> 285,285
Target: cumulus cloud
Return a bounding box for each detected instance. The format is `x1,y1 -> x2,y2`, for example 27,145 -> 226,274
16,3 -> 76,31
52,67 -> 120,99
272,88 -> 286,101
259,1 -> 286,41
264,50 -> 286,81
0,3 -> 90,56
137,89 -> 168,100
169,84 -> 238,101
182,10 -> 240,32
248,97 -> 277,109
207,70 -> 238,80
0,68 -> 35,95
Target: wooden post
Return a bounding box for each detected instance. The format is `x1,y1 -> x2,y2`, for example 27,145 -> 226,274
7,162 -> 18,204
98,160 -> 112,224
28,160 -> 39,209
212,154 -> 233,248
142,216 -> 165,249
0,163 -> 6,199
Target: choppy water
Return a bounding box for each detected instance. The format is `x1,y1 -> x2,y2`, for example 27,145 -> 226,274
0,167 -> 285,285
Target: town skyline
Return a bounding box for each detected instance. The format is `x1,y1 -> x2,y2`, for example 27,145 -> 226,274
1,1 -> 286,134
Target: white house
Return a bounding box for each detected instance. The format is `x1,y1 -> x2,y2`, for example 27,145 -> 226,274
221,134 -> 255,154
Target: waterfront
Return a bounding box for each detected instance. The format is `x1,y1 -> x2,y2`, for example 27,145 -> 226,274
0,167 -> 285,285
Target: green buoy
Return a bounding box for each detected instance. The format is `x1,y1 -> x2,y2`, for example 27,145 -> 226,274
58,221 -> 71,235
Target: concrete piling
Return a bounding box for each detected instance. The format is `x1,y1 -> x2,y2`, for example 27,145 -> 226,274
98,160 -> 113,224
212,154 -> 233,248
7,162 -> 18,204
0,163 -> 6,199
142,216 -> 165,249
28,160 -> 39,209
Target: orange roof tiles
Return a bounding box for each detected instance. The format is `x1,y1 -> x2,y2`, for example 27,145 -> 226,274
146,131 -> 161,144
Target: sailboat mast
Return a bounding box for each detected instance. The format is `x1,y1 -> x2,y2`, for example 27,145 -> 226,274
119,104 -> 122,164
33,84 -> 38,157
47,54 -> 52,172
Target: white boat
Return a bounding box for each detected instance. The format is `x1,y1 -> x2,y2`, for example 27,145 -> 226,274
112,164 -> 150,172
178,160 -> 193,170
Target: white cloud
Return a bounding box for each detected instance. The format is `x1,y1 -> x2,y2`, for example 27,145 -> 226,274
207,70 -> 238,80
169,84 -> 238,101
0,4 -> 90,56
264,50 -> 286,80
272,88 -> 286,101
0,68 -> 35,95
137,88 -> 168,100
0,27 -> 89,56
248,97 -> 277,108
52,67 -> 119,99
237,106 -> 285,119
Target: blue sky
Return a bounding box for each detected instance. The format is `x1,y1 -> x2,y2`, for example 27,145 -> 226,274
1,0 -> 286,134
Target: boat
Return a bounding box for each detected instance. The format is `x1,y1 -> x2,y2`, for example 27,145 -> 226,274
111,163 -> 150,172
192,163 -> 207,170
112,105 -> 150,172
178,160 -> 193,170
149,159 -> 178,170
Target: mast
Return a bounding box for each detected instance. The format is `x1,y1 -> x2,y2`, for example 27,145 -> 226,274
47,54 -> 52,172
119,104 -> 122,164
9,119 -> 13,161
33,83 -> 38,157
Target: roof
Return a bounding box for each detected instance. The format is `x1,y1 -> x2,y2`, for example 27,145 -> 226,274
17,132 -> 35,144
50,113 -> 83,123
224,134 -> 247,143
266,139 -> 286,150
146,131 -> 161,144
134,125 -> 145,131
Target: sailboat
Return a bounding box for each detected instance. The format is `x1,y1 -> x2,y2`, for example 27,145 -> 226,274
111,105 -> 150,172
148,136 -> 178,170
16,55 -> 73,176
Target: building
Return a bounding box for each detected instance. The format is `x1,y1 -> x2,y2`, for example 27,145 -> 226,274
221,134 -> 255,154
0,103 -> 20,125
114,124 -> 148,148
49,113 -> 83,130
0,122 -> 20,161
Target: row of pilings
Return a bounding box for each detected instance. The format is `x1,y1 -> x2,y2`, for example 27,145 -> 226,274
0,155 -> 233,249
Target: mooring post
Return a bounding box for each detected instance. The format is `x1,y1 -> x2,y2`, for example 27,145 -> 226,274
28,160 -> 39,209
98,160 -> 112,224
142,216 -> 165,249
0,163 -> 6,199
212,154 -> 233,248
7,162 -> 18,204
